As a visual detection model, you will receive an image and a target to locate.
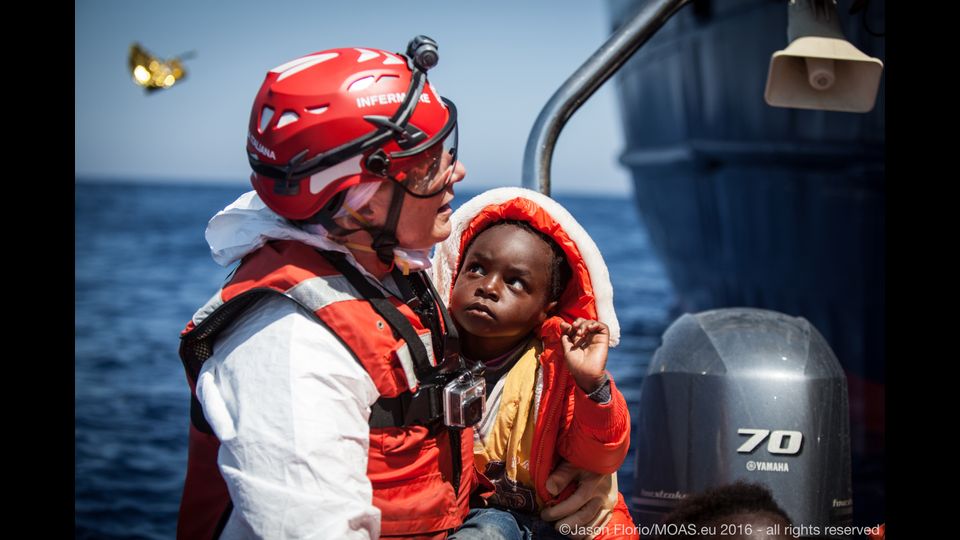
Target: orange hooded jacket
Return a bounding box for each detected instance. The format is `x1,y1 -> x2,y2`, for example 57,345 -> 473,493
432,187 -> 638,539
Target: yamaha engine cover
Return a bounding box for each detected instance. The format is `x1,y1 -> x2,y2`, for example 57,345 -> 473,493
630,308 -> 852,528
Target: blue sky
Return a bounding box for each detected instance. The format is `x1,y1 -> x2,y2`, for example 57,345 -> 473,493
75,0 -> 634,195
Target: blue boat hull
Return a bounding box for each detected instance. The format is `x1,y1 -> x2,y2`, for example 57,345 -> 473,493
609,0 -> 885,525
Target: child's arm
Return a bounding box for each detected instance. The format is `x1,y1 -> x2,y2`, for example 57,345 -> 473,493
557,318 -> 631,474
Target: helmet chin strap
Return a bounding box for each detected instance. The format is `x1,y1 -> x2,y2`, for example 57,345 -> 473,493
303,181 -> 411,269
371,181 -> 407,266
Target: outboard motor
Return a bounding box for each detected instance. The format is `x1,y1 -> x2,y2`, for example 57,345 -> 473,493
631,308 -> 852,529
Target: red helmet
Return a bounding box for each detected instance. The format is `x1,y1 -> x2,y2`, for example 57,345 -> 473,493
246,36 -> 457,221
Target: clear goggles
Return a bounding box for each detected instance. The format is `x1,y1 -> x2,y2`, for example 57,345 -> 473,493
380,99 -> 458,198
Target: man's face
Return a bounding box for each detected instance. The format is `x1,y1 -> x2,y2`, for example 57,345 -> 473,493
358,146 -> 464,249
393,154 -> 466,249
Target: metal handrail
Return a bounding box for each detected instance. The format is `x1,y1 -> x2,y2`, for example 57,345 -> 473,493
521,0 -> 691,195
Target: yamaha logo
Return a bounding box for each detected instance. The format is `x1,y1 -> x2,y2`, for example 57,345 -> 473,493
746,460 -> 790,472
738,428 -> 800,474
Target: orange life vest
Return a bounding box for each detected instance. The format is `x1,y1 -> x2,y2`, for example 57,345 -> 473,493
177,240 -> 477,539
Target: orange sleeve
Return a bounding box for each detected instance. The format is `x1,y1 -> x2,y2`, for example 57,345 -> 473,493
557,376 -> 631,475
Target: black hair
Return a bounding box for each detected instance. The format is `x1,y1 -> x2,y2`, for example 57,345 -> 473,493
459,219 -> 572,304
660,481 -> 793,532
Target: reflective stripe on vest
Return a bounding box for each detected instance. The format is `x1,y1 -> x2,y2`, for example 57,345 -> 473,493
189,275 -> 436,392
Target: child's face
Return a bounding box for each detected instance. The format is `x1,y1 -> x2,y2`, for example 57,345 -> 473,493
451,224 -> 559,343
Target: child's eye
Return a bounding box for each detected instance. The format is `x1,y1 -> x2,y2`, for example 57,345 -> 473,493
467,263 -> 484,275
507,277 -> 526,289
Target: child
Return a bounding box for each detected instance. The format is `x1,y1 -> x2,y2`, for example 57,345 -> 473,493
656,481 -> 793,540
433,188 -> 637,540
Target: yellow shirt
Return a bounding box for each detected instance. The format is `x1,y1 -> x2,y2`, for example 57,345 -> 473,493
473,338 -> 543,512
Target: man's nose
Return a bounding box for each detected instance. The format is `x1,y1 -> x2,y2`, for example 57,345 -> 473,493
450,160 -> 467,184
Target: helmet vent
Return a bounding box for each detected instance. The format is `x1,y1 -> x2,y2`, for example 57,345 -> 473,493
306,106 -> 329,115
259,106 -> 275,133
276,111 -> 300,129
348,76 -> 376,92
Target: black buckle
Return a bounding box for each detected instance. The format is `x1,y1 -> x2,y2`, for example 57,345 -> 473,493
403,382 -> 444,425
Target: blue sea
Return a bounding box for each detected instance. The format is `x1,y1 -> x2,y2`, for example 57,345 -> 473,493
75,180 -> 676,539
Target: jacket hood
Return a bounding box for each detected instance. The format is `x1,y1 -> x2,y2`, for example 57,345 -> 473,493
431,187 -> 619,347
205,190 -> 353,267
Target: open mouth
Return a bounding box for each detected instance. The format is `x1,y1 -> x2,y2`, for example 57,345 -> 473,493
437,202 -> 452,214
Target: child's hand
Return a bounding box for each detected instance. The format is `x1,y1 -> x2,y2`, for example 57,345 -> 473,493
560,318 -> 609,394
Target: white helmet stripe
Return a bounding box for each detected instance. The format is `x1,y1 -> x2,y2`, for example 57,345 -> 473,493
428,83 -> 445,109
270,52 -> 338,75
355,48 -> 380,63
382,52 -> 405,65
309,155 -> 363,195
276,53 -> 339,82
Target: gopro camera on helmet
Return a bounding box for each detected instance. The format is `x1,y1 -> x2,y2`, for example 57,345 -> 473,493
442,366 -> 485,428
406,35 -> 439,71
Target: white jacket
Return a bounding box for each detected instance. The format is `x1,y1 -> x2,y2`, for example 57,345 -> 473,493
195,191 -> 396,539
